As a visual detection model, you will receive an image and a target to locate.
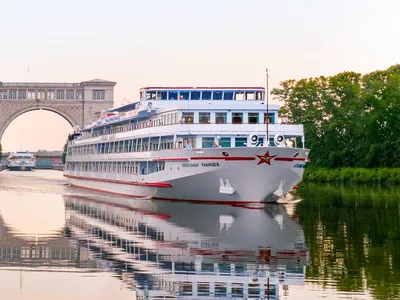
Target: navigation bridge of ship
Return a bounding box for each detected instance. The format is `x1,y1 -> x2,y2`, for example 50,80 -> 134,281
0,79 -> 116,143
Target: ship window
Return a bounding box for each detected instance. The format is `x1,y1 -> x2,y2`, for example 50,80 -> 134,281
199,112 -> 210,124
232,287 -> 244,296
264,112 -> 275,124
219,137 -> 231,148
179,91 -> 189,100
168,91 -> 178,100
146,91 -> 156,100
202,137 -> 214,148
156,91 -> 168,100
246,91 -> 255,100
182,112 -> 194,124
235,137 -> 247,147
190,91 -> 201,100
248,284 -> 260,296
248,112 -> 259,124
213,91 -> 223,100
215,112 -> 227,124
235,91 -> 244,100
201,91 -> 212,100
181,282 -> 192,296
197,283 -> 209,296
223,91 -> 233,100
232,112 -> 243,124
215,283 -> 227,297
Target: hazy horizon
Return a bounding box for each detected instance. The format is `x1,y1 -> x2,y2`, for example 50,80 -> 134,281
1,0 -> 399,152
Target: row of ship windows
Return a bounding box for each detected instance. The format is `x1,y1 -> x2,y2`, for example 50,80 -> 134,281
68,136 -> 270,156
69,207 -> 165,241
0,247 -> 75,260
177,283 -> 276,297
0,89 -> 104,100
143,90 -> 264,101
65,161 -> 166,175
181,111 -> 276,124
68,139 -> 176,155
89,111 -> 276,139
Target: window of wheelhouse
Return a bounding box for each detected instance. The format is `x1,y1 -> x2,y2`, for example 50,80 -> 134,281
256,91 -> 264,100
179,91 -> 189,100
232,112 -> 243,124
199,112 -> 211,124
235,91 -> 244,100
156,91 -> 168,100
215,112 -> 227,124
248,112 -> 259,124
223,91 -> 233,100
182,112 -> 194,124
213,91 -> 223,100
246,91 -> 255,100
168,91 -> 178,100
201,91 -> 212,100
146,91 -> 156,100
191,91 -> 201,100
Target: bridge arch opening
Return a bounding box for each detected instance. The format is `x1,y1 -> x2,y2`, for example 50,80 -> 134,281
1,109 -> 74,153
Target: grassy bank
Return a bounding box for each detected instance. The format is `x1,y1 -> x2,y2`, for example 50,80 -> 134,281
304,167 -> 400,184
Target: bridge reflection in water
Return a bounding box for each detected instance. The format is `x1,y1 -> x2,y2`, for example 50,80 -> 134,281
63,195 -> 308,299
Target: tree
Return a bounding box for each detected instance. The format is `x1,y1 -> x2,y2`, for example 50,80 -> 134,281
271,64 -> 400,168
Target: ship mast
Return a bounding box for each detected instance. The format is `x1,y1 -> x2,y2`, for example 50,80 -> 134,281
266,68 -> 269,146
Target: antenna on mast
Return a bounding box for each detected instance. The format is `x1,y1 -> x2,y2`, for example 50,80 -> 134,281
266,68 -> 270,146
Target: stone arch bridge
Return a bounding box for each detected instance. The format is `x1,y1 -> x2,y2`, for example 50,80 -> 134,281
0,79 -> 116,143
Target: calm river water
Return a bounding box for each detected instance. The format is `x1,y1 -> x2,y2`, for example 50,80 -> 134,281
0,170 -> 399,300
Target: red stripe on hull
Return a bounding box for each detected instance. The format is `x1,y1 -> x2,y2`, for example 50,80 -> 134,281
274,157 -> 308,162
152,156 -> 255,161
64,174 -> 172,188
190,156 -> 256,161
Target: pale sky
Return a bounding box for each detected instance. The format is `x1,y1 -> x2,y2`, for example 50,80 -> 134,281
1,0 -> 399,152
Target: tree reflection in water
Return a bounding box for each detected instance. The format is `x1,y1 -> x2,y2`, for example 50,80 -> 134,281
295,183 -> 400,300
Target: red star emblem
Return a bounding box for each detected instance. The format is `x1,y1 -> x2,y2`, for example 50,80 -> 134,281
256,151 -> 277,166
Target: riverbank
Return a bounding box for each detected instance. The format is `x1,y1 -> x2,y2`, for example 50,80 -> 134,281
304,167 -> 400,184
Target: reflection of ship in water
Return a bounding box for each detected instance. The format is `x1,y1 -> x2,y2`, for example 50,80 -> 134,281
64,195 -> 308,299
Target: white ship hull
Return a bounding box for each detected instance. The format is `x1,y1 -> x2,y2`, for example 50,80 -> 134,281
64,146 -> 309,203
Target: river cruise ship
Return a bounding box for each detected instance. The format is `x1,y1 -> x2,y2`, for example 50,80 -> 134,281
6,151 -> 36,171
64,86 -> 310,204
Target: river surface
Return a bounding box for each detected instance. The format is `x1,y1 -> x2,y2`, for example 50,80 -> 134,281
0,170 -> 399,300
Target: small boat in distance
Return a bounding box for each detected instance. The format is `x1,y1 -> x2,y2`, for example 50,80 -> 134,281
64,85 -> 310,204
6,152 -> 36,171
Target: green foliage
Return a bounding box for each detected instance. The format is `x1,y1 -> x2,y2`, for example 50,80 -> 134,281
304,167 -> 400,184
272,64 -> 400,168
